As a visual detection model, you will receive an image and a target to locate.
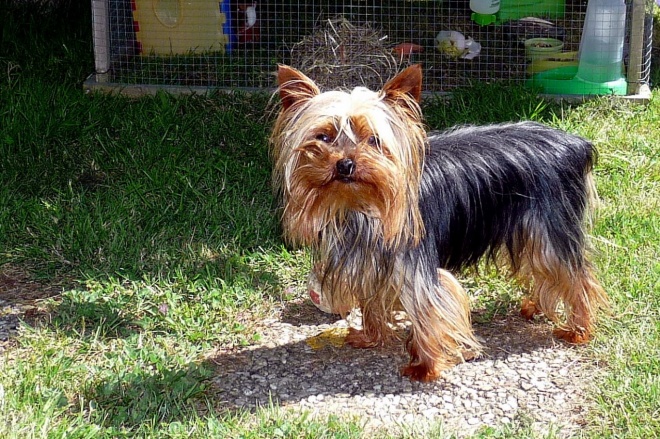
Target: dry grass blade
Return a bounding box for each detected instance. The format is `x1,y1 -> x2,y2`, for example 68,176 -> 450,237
289,16 -> 402,91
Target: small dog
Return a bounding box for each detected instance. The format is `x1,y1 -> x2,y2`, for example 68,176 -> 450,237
269,64 -> 608,382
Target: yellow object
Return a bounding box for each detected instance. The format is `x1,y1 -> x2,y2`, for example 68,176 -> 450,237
306,327 -> 349,350
133,0 -> 230,56
527,51 -> 578,74
437,40 -> 465,58
436,31 -> 467,58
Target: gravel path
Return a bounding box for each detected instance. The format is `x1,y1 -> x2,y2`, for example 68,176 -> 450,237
210,299 -> 597,438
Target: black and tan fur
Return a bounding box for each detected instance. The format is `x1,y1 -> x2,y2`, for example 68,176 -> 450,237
269,64 -> 608,382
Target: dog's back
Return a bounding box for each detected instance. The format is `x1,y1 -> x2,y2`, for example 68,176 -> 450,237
420,121 -> 597,272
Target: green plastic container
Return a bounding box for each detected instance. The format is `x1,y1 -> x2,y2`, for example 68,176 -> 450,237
498,0 -> 565,22
526,65 -> 628,96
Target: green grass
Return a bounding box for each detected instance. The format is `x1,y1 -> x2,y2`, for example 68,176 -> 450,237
1,1 -> 659,438
560,101 -> 660,438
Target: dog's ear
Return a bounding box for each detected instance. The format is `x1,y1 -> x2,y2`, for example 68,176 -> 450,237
382,64 -> 423,104
276,65 -> 320,111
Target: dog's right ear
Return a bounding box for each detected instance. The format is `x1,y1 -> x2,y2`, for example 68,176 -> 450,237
277,65 -> 320,111
382,64 -> 423,104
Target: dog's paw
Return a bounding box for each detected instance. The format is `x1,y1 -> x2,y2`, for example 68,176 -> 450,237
344,327 -> 382,349
400,363 -> 441,382
520,297 -> 542,320
553,327 -> 591,344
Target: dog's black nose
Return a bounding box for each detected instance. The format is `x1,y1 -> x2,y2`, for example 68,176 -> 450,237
336,158 -> 356,178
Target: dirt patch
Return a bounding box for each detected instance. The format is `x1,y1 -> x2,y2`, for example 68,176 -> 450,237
0,264 -> 64,349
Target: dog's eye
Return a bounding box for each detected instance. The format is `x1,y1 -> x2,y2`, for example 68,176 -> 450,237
367,135 -> 381,148
315,133 -> 332,143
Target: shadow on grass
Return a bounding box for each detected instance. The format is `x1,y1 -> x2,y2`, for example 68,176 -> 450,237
52,295 -> 139,338
88,362 -> 211,429
43,249 -> 291,345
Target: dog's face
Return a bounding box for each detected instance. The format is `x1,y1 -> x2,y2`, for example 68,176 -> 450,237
270,65 -> 427,248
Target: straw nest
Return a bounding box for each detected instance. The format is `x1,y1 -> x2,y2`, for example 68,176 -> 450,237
288,17 -> 401,91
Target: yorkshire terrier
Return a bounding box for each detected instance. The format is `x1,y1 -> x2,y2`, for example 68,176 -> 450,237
269,64 -> 608,382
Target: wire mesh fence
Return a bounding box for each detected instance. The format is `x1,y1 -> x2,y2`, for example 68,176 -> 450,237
89,0 -> 654,96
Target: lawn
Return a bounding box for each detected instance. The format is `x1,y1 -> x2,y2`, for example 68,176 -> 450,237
0,1 -> 658,438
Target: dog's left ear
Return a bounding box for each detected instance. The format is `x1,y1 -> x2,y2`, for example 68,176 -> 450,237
382,64 -> 423,104
276,65 -> 321,111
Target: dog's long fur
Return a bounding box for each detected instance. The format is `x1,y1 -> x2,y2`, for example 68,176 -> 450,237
270,64 -> 608,382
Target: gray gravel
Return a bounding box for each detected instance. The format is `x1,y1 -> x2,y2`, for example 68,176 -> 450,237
210,300 -> 597,438
0,299 -> 23,346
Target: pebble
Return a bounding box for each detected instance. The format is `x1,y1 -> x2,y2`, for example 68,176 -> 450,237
0,300 -> 25,345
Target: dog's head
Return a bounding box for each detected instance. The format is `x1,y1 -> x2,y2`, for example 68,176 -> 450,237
269,65 -> 427,248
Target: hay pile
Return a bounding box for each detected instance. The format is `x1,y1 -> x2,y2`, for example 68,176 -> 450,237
289,17 -> 401,91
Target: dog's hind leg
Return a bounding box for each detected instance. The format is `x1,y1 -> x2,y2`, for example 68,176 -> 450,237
516,219 -> 607,343
552,265 -> 607,343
